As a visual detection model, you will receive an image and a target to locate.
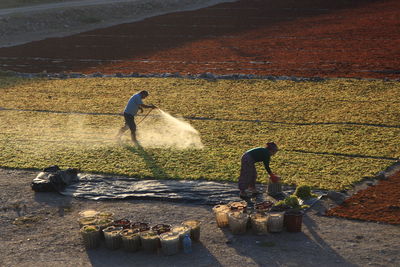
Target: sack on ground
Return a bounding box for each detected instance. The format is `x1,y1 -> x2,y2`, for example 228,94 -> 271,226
31,165 -> 79,192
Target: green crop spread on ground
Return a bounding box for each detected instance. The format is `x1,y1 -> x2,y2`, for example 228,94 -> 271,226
0,76 -> 399,190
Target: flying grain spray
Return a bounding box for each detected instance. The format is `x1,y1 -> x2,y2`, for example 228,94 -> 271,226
35,109 -> 204,150
136,109 -> 204,149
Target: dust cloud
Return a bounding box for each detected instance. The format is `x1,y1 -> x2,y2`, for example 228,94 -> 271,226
137,109 -> 204,149
20,109 -> 203,150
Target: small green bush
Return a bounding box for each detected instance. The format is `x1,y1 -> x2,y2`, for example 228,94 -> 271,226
294,185 -> 317,200
284,195 -> 301,209
274,195 -> 301,210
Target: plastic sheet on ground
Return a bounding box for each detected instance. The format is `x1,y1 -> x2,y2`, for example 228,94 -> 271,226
60,174 -> 241,205
59,174 -> 325,206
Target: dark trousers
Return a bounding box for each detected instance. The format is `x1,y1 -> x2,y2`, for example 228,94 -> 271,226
238,152 -> 257,191
118,113 -> 137,142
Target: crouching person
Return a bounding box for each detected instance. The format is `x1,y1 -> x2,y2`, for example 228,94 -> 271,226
238,142 -> 279,198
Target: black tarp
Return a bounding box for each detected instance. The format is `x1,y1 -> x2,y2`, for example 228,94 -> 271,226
60,174 -> 244,205
58,174 -> 323,206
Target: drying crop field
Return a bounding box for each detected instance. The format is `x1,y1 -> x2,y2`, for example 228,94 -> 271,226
1,76 -> 399,190
1,0 -> 399,79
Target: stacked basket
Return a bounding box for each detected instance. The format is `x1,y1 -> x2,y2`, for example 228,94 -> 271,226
212,201 -> 291,235
78,209 -> 201,255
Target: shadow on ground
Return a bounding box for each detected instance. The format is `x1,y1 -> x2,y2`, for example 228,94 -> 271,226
86,241 -> 221,267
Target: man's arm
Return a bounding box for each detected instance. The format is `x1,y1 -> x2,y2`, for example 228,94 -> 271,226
139,103 -> 156,109
263,159 -> 272,175
264,157 -> 280,182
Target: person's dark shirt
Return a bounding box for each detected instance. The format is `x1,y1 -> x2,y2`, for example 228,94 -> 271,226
246,147 -> 272,174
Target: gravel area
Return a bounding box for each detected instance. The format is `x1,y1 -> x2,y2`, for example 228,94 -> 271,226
1,168 -> 400,267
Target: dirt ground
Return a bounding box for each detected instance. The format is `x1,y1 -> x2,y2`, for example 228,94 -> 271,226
0,0 -> 233,48
1,167 -> 400,267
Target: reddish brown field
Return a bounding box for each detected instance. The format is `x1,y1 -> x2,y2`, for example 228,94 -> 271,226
0,0 -> 399,78
327,170 -> 400,225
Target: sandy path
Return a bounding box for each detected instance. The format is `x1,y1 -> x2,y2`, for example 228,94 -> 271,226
0,0 -> 234,15
0,0 -> 140,15
0,0 -> 234,47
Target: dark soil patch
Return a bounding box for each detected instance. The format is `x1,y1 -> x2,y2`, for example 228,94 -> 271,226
327,170 -> 400,224
0,0 -> 399,79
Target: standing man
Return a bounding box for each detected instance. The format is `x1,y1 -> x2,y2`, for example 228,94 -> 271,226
116,90 -> 156,145
238,142 -> 279,198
